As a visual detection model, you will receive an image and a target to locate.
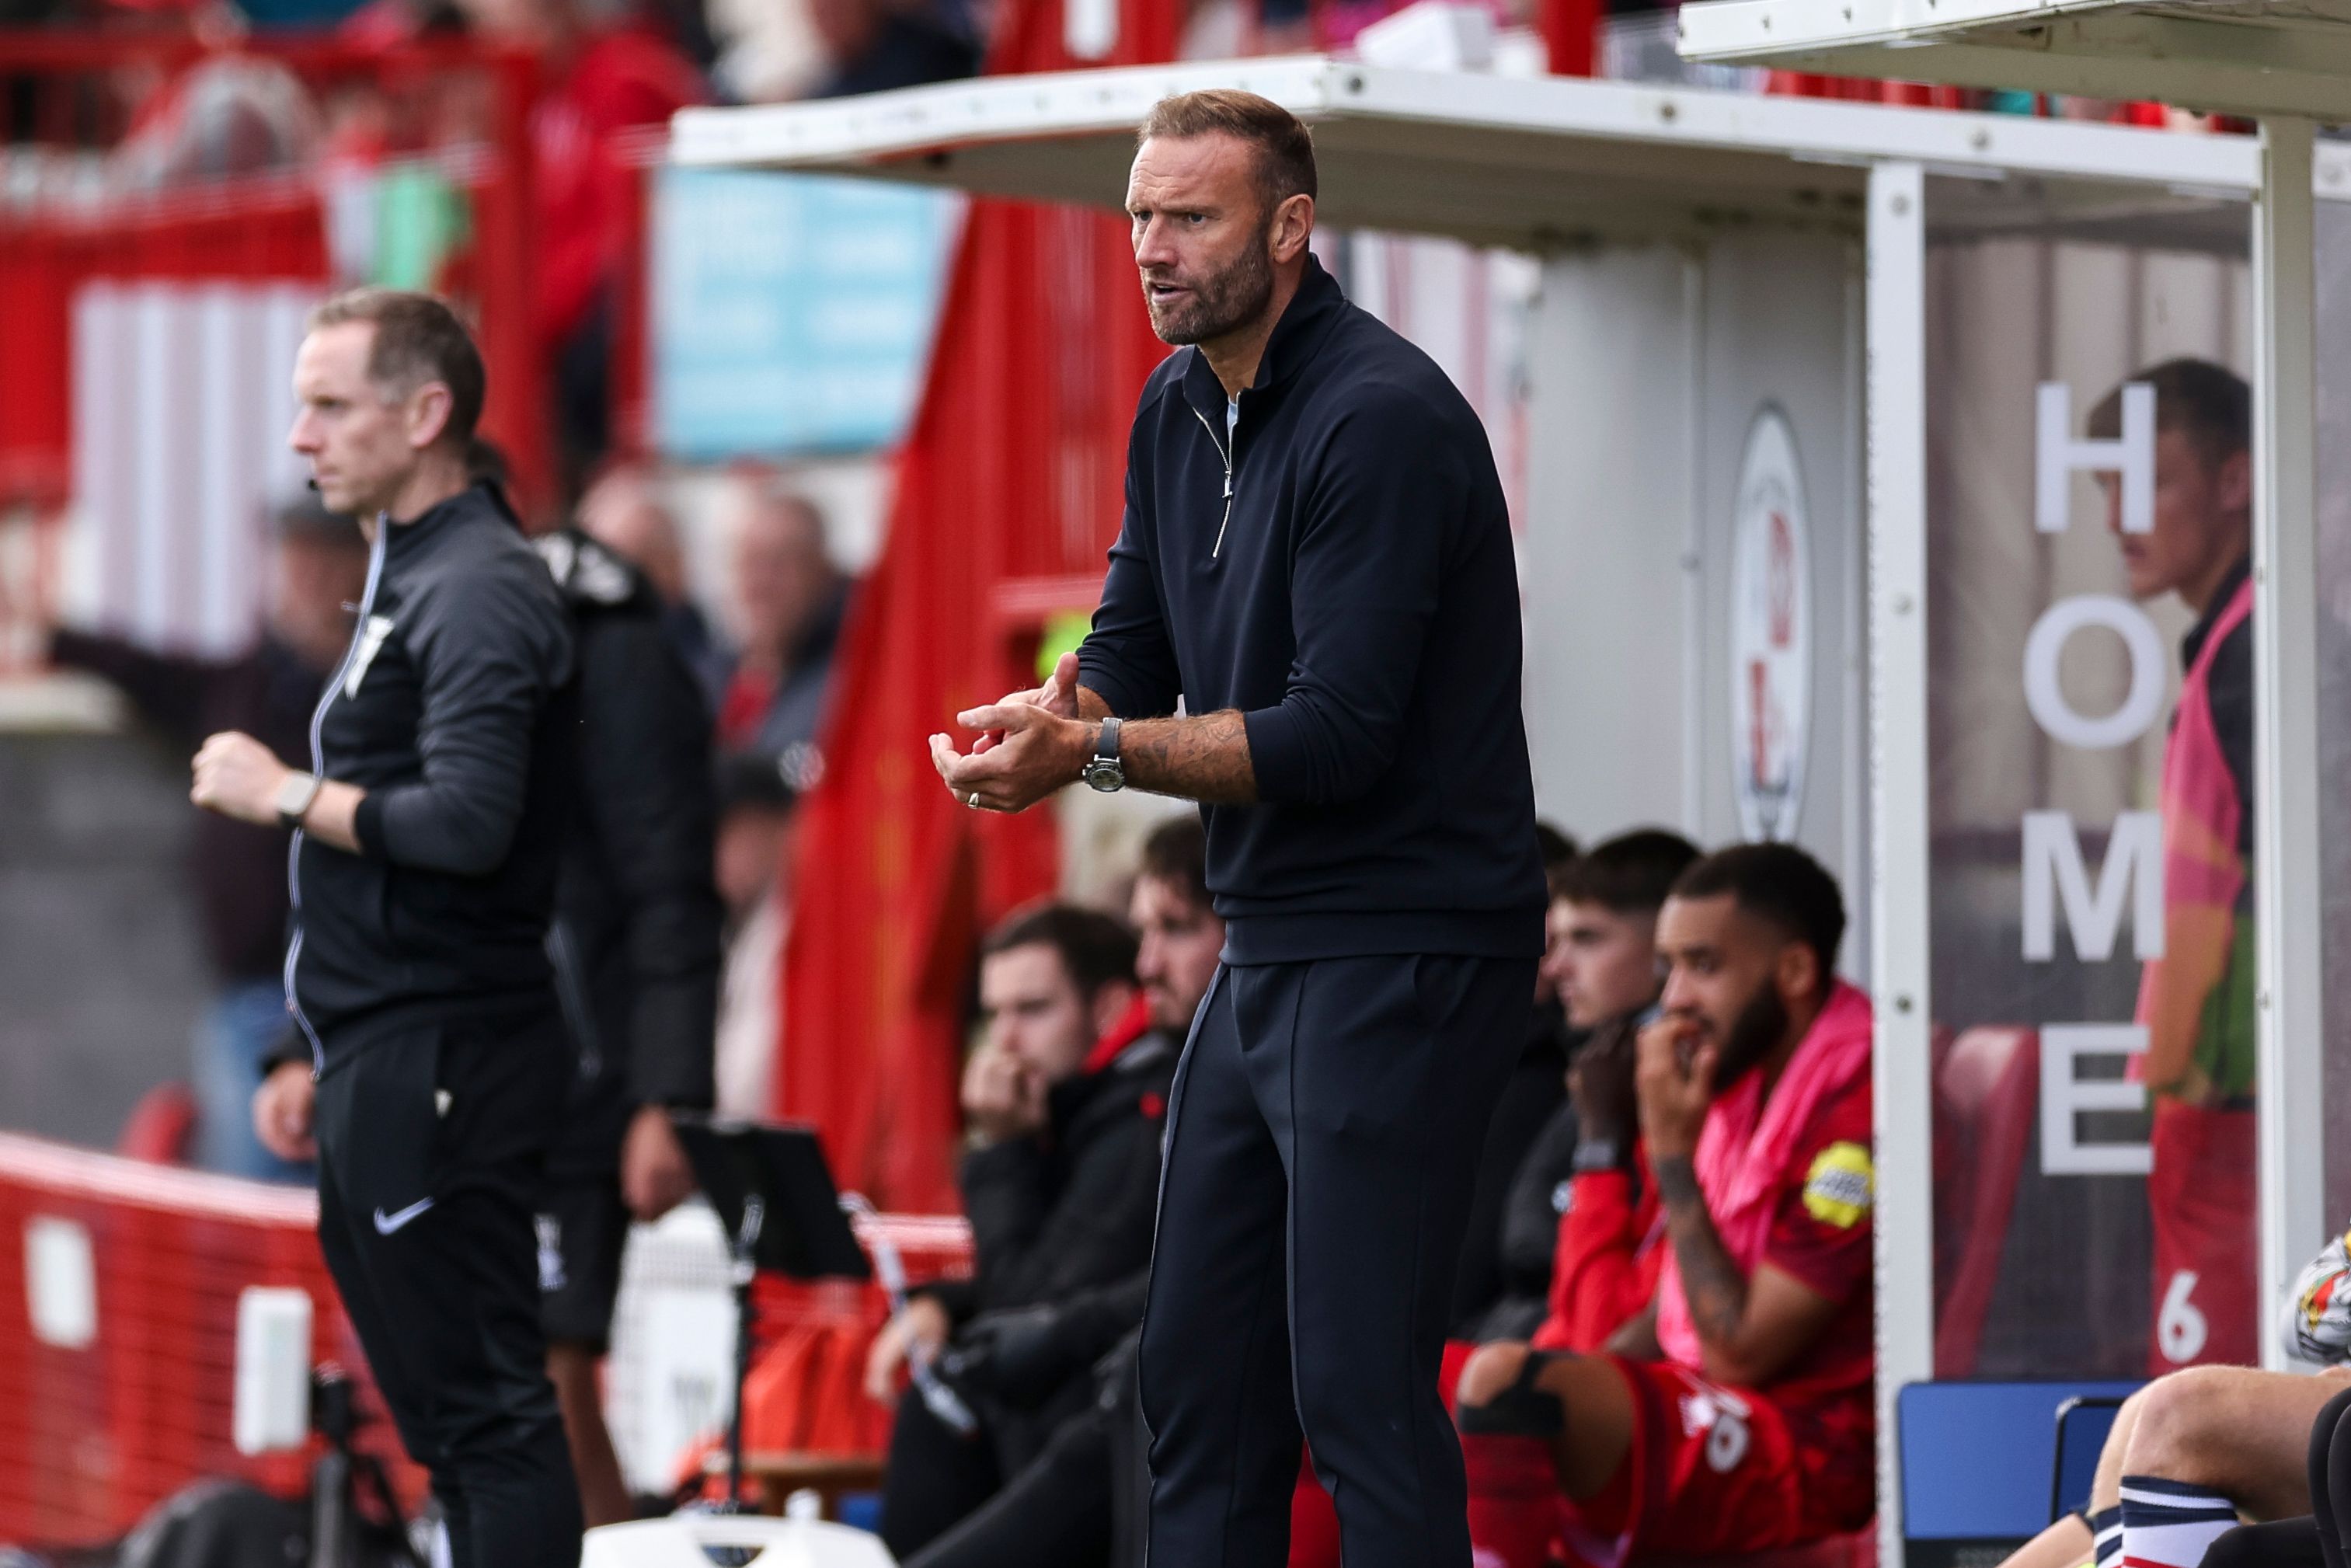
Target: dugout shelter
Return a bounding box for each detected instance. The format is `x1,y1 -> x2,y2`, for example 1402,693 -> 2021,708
1678,0 -> 2351,1545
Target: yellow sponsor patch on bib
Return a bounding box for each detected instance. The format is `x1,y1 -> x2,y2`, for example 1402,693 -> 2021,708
1801,1141 -> 1874,1229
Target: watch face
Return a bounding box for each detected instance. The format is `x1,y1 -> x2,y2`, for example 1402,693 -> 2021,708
1083,761 -> 1123,793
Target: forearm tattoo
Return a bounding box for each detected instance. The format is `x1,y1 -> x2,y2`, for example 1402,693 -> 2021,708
1653,1154 -> 1750,1347
1121,709 -> 1259,804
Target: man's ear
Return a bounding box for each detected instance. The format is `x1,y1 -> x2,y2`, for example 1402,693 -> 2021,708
1270,193 -> 1315,265
2217,448 -> 2252,517
1776,942 -> 1820,1011
405,382 -> 455,452
1091,979 -> 1138,1042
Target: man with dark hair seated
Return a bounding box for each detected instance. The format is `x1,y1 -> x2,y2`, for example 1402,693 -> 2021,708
866,897 -> 1182,1563
1456,842 -> 1876,1568
1531,828 -> 1702,1354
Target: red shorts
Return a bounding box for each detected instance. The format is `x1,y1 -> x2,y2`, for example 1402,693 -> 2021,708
1465,1359 -> 1857,1568
2148,1099 -> 2259,1371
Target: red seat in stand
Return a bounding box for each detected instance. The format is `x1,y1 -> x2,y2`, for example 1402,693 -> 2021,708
116,1080 -> 198,1166
1931,1028 -> 2039,1378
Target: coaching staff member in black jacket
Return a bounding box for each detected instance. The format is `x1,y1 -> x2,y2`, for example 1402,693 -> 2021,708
867,903 -> 1175,1560
193,289 -> 583,1568
929,90 -> 1545,1568
531,523 -> 722,1528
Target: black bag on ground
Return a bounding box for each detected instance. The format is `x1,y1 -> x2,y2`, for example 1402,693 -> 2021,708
115,1478 -> 413,1568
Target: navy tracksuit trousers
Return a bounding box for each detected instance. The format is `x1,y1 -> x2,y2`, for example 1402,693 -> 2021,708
1137,952 -> 1534,1568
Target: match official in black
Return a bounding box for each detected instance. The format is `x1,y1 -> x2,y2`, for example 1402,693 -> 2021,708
193,289 -> 583,1568
928,92 -> 1545,1568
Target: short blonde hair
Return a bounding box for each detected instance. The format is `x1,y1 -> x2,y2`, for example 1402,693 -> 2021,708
1138,89 -> 1317,208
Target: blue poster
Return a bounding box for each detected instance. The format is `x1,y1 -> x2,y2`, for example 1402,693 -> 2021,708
651,169 -> 957,459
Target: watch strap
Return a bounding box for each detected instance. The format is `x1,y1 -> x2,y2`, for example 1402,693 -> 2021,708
1570,1138 -> 1624,1175
276,772 -> 324,830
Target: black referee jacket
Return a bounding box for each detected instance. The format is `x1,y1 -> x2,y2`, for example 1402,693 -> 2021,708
287,482 -> 576,1064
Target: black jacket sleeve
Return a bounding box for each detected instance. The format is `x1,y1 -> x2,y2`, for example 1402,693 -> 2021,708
1040,1267 -> 1151,1366
352,566 -> 573,876
959,1107 -> 1165,1317
949,1265 -> 1153,1406
574,613 -> 723,1109
1240,389 -> 1461,805
1078,419 -> 1183,720
48,628 -> 222,749
2209,618 -> 2255,864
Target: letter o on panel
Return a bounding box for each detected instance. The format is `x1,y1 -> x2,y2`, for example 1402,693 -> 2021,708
2022,595 -> 2167,750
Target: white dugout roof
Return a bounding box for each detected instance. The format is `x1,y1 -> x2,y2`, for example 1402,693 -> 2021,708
671,54 -> 2281,246
670,59 -> 2347,1558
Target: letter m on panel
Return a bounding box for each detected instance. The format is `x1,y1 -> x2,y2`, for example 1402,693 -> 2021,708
2022,810 -> 2165,962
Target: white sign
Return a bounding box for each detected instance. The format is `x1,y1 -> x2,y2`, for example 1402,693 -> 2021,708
2025,380 -> 2166,1176
233,1286 -> 315,1455
25,1214 -> 96,1350
1729,407 -> 1813,842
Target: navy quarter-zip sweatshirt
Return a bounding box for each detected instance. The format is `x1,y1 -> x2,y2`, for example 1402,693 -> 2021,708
1078,256 -> 1545,964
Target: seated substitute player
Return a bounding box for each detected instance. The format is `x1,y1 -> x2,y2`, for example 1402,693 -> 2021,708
866,902 -> 1178,1563
1454,842 -> 1876,1568
1530,828 -> 1699,1355
1996,1226 -> 2351,1568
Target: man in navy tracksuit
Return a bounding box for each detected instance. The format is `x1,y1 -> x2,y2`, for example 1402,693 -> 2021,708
929,90 -> 1545,1568
193,290 -> 583,1568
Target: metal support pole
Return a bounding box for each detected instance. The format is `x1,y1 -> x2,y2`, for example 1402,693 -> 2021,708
727,1197 -> 767,1510
1865,159 -> 1934,1564
2252,116 -> 2325,1373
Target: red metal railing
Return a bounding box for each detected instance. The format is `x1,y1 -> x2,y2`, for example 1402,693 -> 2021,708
0,32 -> 544,508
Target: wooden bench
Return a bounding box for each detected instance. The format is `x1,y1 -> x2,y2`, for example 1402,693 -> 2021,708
718,1450 -> 888,1521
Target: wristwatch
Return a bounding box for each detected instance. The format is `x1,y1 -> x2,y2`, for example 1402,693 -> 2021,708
275,771 -> 324,831
1571,1138 -> 1625,1175
1081,717 -> 1125,793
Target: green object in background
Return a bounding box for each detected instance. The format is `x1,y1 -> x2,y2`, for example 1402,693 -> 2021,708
374,164 -> 472,290
1037,611 -> 1092,682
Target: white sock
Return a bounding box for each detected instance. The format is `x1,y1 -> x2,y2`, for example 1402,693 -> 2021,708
2120,1476 -> 2238,1568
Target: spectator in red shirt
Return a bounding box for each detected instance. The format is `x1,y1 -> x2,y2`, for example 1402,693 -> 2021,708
1456,842 -> 1876,1568
451,0 -> 705,481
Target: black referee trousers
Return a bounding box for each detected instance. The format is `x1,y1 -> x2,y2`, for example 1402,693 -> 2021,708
1137,953 -> 1533,1568
312,1009 -> 583,1568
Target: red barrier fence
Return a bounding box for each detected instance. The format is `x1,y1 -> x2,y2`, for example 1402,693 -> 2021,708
0,33 -> 544,511
0,1132 -> 423,1550
0,1132 -> 971,1550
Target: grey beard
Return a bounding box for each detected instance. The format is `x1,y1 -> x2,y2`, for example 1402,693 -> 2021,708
1146,244 -> 1275,347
